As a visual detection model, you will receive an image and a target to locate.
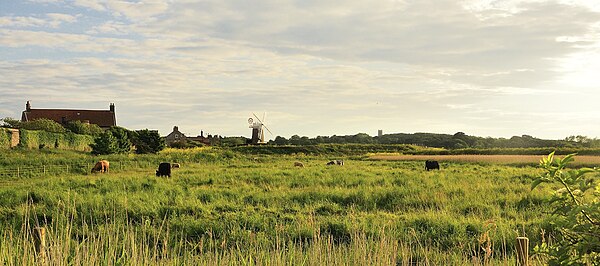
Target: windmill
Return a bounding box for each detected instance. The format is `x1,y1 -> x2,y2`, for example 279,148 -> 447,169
248,113 -> 272,144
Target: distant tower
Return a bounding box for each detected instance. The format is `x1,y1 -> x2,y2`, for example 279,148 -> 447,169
378,130 -> 383,137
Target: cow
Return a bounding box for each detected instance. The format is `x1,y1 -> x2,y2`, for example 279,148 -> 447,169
156,162 -> 172,177
171,163 -> 180,169
91,160 -> 110,173
294,161 -> 304,168
425,160 -> 440,171
326,160 -> 344,166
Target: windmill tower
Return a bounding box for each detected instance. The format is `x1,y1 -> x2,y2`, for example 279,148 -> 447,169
248,113 -> 272,144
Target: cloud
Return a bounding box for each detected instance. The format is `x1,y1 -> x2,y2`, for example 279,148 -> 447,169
2,0 -> 600,139
0,13 -> 78,28
72,0 -> 106,11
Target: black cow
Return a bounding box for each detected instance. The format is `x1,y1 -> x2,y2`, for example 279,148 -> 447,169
156,162 -> 172,177
326,160 -> 344,166
425,160 -> 440,171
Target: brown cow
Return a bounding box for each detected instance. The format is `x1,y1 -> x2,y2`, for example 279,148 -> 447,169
91,160 -> 110,173
171,163 -> 181,169
294,161 -> 304,168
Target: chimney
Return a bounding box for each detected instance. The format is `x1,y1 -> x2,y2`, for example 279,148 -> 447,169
26,101 -> 31,111
110,103 -> 115,112
201,130 -> 204,137
173,126 -> 179,132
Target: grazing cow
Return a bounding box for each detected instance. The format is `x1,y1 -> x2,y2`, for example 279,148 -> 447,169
294,161 -> 304,168
91,160 -> 110,173
171,163 -> 180,169
326,160 -> 344,166
425,160 -> 440,171
156,162 -> 172,177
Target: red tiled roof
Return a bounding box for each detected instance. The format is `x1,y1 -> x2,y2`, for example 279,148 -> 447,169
22,108 -> 116,128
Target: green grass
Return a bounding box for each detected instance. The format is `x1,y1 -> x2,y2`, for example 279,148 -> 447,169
0,148 -> 559,264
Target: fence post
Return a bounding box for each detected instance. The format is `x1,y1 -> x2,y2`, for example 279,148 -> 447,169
66,164 -> 69,174
516,237 -> 529,266
43,165 -> 46,175
17,166 -> 20,178
33,226 -> 47,263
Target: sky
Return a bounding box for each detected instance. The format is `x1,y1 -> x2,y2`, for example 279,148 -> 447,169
1,0 -> 600,140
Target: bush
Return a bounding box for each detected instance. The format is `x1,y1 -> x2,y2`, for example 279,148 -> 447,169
532,153 -> 600,264
0,117 -> 22,128
132,129 -> 165,154
90,131 -> 118,155
0,128 -> 10,149
18,129 -> 93,151
20,118 -> 66,133
89,126 -> 133,155
65,121 -> 103,136
108,127 -> 132,153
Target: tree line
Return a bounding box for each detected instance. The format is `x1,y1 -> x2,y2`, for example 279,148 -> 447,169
268,132 -> 600,149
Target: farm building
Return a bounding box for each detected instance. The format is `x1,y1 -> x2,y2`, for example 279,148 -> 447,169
21,101 -> 117,129
165,126 -> 217,146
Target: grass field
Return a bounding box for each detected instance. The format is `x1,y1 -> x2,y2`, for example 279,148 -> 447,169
0,148 -> 564,265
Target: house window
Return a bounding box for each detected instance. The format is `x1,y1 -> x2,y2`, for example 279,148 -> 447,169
175,134 -> 179,139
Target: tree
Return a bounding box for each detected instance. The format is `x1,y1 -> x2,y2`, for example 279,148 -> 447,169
90,131 -> 118,155
271,136 -> 289,145
132,129 -> 165,154
289,135 -> 301,145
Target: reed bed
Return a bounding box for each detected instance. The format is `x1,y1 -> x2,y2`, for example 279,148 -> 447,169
370,154 -> 600,166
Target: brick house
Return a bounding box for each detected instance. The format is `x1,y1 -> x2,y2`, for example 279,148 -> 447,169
21,101 -> 116,129
165,126 -> 216,146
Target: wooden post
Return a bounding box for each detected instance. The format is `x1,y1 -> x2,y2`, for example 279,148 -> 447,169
33,227 -> 47,263
516,237 -> 529,266
17,166 -> 20,178
66,164 -> 69,173
43,165 -> 46,175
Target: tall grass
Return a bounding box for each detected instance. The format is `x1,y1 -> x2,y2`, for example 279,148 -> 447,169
0,200 -> 523,265
0,148 -> 555,264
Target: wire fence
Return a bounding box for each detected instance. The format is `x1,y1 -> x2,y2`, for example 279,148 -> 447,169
0,161 -> 158,178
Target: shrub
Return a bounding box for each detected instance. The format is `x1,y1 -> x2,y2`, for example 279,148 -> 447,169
532,152 -> 600,264
20,118 -> 65,133
132,129 -> 165,154
0,117 -> 22,128
0,128 -> 10,148
18,129 -> 93,151
90,131 -> 119,155
89,126 -> 133,155
108,126 -> 132,153
65,121 -> 103,136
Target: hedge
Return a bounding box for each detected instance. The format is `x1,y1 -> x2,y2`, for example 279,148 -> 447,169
19,129 -> 94,151
0,128 -> 10,149
231,144 -> 419,156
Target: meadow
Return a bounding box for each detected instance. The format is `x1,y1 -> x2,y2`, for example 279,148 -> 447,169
0,147 -> 566,265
